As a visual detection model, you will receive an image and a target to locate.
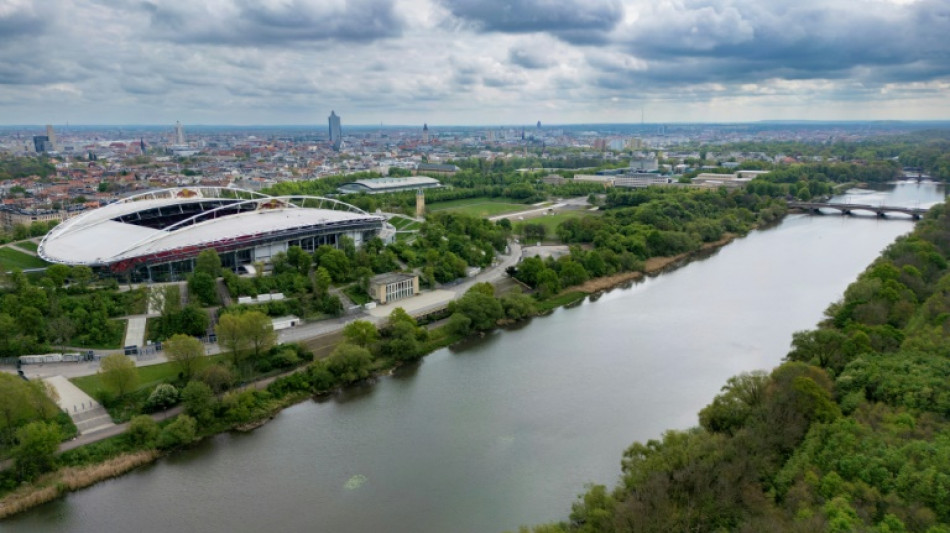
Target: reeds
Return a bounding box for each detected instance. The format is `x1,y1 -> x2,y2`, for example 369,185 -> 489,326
0,450 -> 160,519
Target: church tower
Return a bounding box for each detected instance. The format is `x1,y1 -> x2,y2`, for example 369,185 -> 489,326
416,189 -> 426,218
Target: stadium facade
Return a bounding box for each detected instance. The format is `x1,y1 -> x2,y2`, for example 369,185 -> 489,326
38,187 -> 390,282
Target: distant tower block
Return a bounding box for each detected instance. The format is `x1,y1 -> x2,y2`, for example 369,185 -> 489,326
422,123 -> 429,144
416,189 -> 426,218
328,111 -> 342,151
537,120 -> 541,129
45,125 -> 58,151
174,121 -> 185,145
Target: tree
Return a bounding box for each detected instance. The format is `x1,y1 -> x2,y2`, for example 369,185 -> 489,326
188,272 -> 218,306
216,313 -> 250,368
447,312 -> 472,336
158,414 -> 197,450
452,290 -> 504,331
71,265 -> 94,291
45,263 -> 72,289
127,415 -> 160,448
181,381 -> 214,425
164,334 -> 204,381
197,364 -> 234,394
99,353 -> 138,397
325,343 -> 374,384
286,245 -> 312,275
194,249 -> 222,278
0,374 -> 58,448
343,320 -> 379,348
12,421 -> 61,481
48,316 -> 76,354
177,305 -> 210,336
243,311 -> 277,359
145,384 -> 180,412
315,245 -> 350,282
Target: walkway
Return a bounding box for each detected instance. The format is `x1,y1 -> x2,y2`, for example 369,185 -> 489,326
123,317 -> 147,348
44,375 -> 115,435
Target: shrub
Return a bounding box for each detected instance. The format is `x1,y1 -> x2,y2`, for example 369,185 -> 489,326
157,415 -> 197,450
144,384 -> 180,412
126,415 -> 160,448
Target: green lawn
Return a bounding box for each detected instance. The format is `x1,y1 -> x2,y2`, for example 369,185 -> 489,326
71,353 -> 229,398
389,217 -> 422,231
514,211 -> 593,242
0,246 -> 49,270
428,197 -> 529,218
16,240 -> 39,252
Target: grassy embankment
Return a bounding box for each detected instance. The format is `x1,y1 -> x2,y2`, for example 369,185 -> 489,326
0,246 -> 48,270
14,240 -> 39,253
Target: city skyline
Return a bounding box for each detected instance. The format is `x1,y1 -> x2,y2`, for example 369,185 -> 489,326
1,0 -> 948,125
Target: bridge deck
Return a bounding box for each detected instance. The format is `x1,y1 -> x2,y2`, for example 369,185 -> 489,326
787,201 -> 928,218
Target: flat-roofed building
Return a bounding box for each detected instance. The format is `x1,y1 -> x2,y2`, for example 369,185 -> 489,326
414,163 -> 459,176
337,176 -> 442,195
368,272 -> 419,304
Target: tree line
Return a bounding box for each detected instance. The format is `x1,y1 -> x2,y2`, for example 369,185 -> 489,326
525,201 -> 950,533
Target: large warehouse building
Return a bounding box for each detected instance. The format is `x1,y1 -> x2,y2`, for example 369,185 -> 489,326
337,176 -> 442,195
38,187 -> 389,282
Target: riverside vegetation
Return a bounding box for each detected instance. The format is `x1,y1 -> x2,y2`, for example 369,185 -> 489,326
522,203 -> 950,532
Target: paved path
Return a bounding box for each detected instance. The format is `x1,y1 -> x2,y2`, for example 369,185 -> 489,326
45,375 -> 116,434
123,316 -> 147,348
7,243 -> 38,256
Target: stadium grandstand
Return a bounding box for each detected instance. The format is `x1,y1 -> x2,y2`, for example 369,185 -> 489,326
38,187 -> 390,282
337,176 -> 442,195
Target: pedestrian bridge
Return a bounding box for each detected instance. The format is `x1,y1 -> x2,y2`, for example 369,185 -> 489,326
787,201 -> 929,219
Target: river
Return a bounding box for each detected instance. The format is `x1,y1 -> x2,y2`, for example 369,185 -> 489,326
5,182 -> 944,532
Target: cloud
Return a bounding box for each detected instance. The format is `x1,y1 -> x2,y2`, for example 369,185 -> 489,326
0,0 -> 949,124
440,0 -> 623,38
617,0 -> 950,84
139,0 -> 406,46
0,0 -> 48,40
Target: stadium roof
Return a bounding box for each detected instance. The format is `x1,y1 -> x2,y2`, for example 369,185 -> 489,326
39,187 -> 382,266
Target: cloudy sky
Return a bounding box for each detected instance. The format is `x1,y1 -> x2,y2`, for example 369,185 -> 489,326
1,0 -> 948,125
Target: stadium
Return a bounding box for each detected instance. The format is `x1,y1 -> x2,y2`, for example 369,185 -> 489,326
38,187 -> 390,282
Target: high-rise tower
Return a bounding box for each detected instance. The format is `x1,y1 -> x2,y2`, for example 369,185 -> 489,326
328,111 -> 342,151
45,125 -> 58,151
422,123 -> 429,144
174,121 -> 185,145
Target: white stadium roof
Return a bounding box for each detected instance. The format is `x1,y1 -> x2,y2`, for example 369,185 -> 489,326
39,187 -> 383,266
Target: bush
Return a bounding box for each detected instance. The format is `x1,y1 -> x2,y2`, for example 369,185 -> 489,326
12,421 -> 61,481
181,381 -> 214,425
126,415 -> 160,448
144,384 -> 180,412
158,415 -> 197,450
197,364 -> 234,394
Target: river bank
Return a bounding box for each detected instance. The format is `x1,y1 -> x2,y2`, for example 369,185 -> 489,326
0,229 -> 755,521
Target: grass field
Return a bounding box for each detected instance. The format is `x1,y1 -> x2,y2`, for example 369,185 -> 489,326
0,246 -> 49,270
389,217 -> 422,231
71,353 -> 228,398
428,197 -> 528,218
16,240 -> 39,252
513,211 -> 593,241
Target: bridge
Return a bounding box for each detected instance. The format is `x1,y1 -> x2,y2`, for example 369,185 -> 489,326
788,201 -> 929,219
